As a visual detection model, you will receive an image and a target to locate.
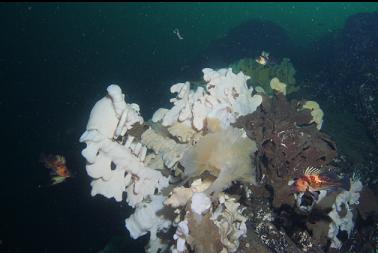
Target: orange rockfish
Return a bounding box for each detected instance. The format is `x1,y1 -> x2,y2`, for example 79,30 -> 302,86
40,153 -> 71,185
256,51 -> 270,66
291,167 -> 350,193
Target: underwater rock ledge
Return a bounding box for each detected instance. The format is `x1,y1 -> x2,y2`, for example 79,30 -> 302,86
80,66 -> 378,253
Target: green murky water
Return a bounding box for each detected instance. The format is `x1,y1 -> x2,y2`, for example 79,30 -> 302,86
2,3 -> 378,253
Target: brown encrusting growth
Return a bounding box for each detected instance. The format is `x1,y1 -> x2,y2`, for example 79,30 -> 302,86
234,92 -> 337,208
186,211 -> 224,253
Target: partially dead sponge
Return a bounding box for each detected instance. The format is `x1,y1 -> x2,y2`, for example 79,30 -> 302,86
180,126 -> 258,194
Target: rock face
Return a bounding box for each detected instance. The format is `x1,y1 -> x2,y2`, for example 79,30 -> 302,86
201,18 -> 291,65
315,12 -> 378,145
182,18 -> 292,79
358,78 -> 378,145
341,12 -> 378,145
81,67 -> 378,253
343,12 -> 378,59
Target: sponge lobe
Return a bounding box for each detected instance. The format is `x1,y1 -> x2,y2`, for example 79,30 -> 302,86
180,127 -> 257,193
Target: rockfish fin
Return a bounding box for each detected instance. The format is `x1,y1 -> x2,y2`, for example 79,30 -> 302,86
55,155 -> 66,164
304,166 -> 321,176
51,176 -> 67,185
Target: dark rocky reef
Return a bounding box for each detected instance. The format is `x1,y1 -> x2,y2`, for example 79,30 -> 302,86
310,12 -> 378,145
232,92 -> 378,252
181,18 -> 292,80
234,92 -> 337,208
231,92 -> 378,252
334,12 -> 378,145
200,18 -> 291,66
343,12 -> 378,59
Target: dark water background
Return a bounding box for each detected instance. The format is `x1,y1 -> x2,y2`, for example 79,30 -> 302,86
1,3 -> 378,253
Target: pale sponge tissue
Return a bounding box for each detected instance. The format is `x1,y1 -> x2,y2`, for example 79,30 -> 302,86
106,85 -> 144,138
180,127 -> 258,193
82,133 -> 169,207
173,220 -> 190,253
115,103 -> 144,137
165,179 -> 212,208
161,82 -> 192,127
167,121 -> 199,143
90,167 -> 132,202
202,68 -> 262,118
211,193 -> 248,253
191,192 -> 212,215
80,130 -> 112,178
302,100 -> 324,130
107,84 -> 127,116
125,195 -> 172,240
83,96 -> 119,140
164,186 -> 193,208
202,68 -> 262,120
80,84 -> 168,207
294,189 -> 328,213
156,68 -> 262,132
80,75 -> 260,252
125,165 -> 169,207
124,136 -> 147,162
328,180 -> 363,249
270,77 -> 287,95
146,238 -> 168,253
80,84 -> 142,164
255,86 -> 266,93
152,108 -> 169,123
141,127 -> 189,168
